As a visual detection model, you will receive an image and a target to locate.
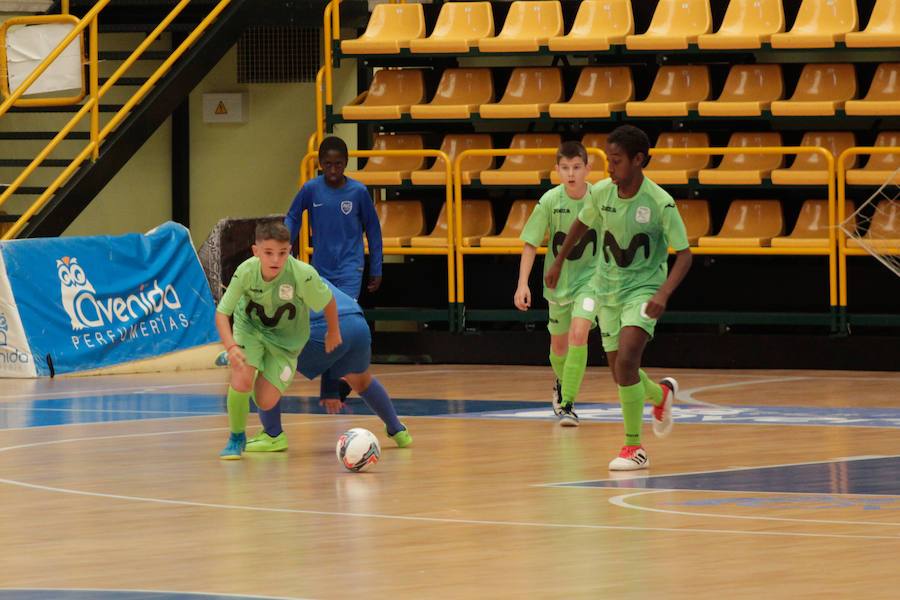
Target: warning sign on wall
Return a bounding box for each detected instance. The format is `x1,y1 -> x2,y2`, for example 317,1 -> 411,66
202,93 -> 248,123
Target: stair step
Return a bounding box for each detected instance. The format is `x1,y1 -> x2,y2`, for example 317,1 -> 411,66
0,159 -> 71,167
0,131 -> 91,140
8,104 -> 124,113
100,23 -> 197,33
0,186 -> 47,195
98,50 -> 169,60
0,213 -> 22,222
99,77 -> 150,86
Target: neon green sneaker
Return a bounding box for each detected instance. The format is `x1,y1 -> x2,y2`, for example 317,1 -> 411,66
245,431 -> 288,452
246,430 -> 267,444
388,425 -> 412,448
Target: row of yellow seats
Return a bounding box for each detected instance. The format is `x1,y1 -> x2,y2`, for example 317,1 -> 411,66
373,198 -> 900,250
347,132 -> 900,187
341,0 -> 900,55
342,63 -> 900,121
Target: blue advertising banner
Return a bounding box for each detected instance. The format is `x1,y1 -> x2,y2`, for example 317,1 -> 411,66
0,222 -> 219,376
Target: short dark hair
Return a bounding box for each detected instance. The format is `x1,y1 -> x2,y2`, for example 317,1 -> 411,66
608,125 -> 651,167
318,136 -> 348,161
255,221 -> 291,244
557,140 -> 588,165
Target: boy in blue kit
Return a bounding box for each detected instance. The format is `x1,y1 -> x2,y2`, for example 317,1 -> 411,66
285,136 -> 384,408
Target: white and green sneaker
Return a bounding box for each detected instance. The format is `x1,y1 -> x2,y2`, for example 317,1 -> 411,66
388,425 -> 413,448
245,431 -> 288,452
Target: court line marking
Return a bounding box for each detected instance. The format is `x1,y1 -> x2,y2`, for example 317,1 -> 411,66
608,490 -> 900,527
0,588 -> 312,600
0,427 -> 897,541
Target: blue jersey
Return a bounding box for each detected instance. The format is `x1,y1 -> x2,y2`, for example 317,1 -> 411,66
285,176 -> 383,292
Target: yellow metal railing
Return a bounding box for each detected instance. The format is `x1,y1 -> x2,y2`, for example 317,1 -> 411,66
298,149 -> 456,304
837,146 -> 900,308
0,0 -> 233,240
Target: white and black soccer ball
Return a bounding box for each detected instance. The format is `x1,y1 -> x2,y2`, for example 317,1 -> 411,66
336,428 -> 381,472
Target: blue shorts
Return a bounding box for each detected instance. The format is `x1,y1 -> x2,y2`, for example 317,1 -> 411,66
297,313 -> 371,380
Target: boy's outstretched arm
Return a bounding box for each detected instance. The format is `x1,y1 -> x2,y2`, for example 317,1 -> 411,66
514,243 -> 538,310
544,219 -> 589,289
645,248 -> 692,319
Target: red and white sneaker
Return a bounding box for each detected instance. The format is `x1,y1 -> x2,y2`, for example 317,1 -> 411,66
608,445 -> 650,471
652,377 -> 678,438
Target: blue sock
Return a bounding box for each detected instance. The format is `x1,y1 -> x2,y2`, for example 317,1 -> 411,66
359,377 -> 404,436
257,401 -> 283,437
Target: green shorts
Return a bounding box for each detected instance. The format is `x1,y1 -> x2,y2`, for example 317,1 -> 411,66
547,293 -> 599,336
598,293 -> 657,353
234,326 -> 298,394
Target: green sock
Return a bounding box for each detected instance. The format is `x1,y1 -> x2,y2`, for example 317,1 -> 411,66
619,381 -> 645,446
549,350 -> 568,382
226,386 -> 251,434
639,369 -> 663,407
561,344 -> 588,406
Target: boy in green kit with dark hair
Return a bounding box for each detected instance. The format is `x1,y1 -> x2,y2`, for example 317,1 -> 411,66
215,221 -> 339,460
515,140 -> 603,426
547,125 -> 692,470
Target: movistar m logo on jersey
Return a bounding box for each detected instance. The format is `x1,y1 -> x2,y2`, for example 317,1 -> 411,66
245,301 -> 296,327
603,232 -> 650,268
553,229 -> 598,261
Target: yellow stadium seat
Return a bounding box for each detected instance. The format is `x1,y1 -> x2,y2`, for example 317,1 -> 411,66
547,0 -> 633,51
341,69 -> 425,120
341,3 -> 425,54
346,134 -> 425,186
697,65 -> 783,117
771,200 -> 846,249
697,0 -> 785,49
410,69 -> 494,120
410,134 -> 495,186
645,133 -> 710,185
548,66 -> 633,118
771,132 -> 855,186
625,66 -> 710,117
625,0 -> 711,50
375,201 -> 426,247
770,64 -> 856,117
699,200 -> 784,247
410,201 -> 495,247
846,63 -> 900,116
481,200 -> 540,247
477,1 -> 563,53
846,132 -> 900,186
846,200 -> 900,249
409,2 -> 495,54
479,68 -> 563,119
845,0 -> 900,48
770,0 -> 857,48
480,133 -> 561,185
698,132 -> 784,185
548,133 -> 609,184
410,202 -> 451,248
675,199 -> 711,246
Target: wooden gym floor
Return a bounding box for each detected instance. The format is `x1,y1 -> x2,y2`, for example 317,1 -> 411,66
1,365 -> 899,599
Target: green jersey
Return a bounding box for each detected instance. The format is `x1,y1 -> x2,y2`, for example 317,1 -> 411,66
579,177 -> 689,304
520,184 -> 602,304
217,256 -> 333,354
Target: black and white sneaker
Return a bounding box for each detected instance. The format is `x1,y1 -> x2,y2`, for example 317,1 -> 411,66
558,403 -> 579,427
552,379 -> 563,415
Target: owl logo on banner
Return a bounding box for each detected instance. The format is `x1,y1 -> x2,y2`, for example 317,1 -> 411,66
341,200 -> 353,215
56,256 -> 95,330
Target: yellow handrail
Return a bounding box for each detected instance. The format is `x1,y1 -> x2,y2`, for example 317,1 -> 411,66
0,0 -> 233,240
298,149 -> 456,303
324,1 -> 334,106
836,146 -> 900,308
314,66 -> 325,147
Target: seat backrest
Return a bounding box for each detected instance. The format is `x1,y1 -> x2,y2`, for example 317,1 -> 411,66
569,66 -> 633,104
427,202 -> 450,236
430,69 -> 494,106
649,133 -> 710,169
645,0 -> 711,37
500,200 -> 539,235
868,200 -> 900,238
788,64 -> 856,102
435,134 -> 495,172
496,1 -> 564,39
500,68 -> 564,104
646,66 -> 711,102
366,134 -> 426,171
863,63 -> 900,100
461,200 -> 495,237
582,133 -> 609,168
715,0 -> 784,37
358,3 -> 425,42
720,200 -> 784,237
676,199 -> 711,241
567,0 -> 634,38
866,132 -> 900,170
719,132 -> 784,169
791,132 -> 856,169
717,64 -> 783,102
430,2 -> 495,40
789,200 -> 830,237
863,0 -> 900,34
377,201 -> 426,238
502,133 -> 562,169
788,0 -> 857,36
365,69 -> 425,106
